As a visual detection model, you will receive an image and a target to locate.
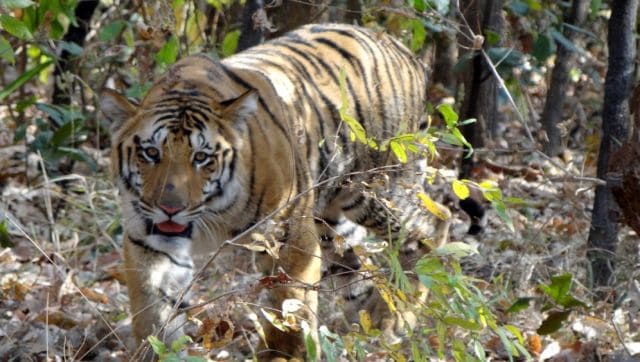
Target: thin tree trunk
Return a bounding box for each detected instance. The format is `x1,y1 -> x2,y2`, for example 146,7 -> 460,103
266,0 -> 330,38
432,2 -> 457,89
237,0 -> 265,51
540,0 -> 589,157
587,0 -> 638,288
457,0 -> 503,234
432,30 -> 457,89
51,0 -> 99,114
459,0 -> 503,159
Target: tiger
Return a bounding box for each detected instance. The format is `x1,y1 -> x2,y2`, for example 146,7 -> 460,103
100,23 -> 450,360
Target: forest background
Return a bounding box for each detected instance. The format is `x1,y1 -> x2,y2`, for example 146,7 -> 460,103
1,0 -> 640,360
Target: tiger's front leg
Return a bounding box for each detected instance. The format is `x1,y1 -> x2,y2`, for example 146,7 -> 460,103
258,219 -> 322,361
123,235 -> 194,360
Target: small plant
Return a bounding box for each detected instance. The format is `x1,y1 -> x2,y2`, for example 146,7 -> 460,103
14,103 -> 96,174
508,273 -> 588,335
147,335 -> 207,362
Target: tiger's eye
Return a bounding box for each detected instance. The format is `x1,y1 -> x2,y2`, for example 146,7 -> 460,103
144,147 -> 159,159
194,151 -> 209,163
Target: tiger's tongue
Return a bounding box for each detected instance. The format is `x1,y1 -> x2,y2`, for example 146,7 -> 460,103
156,221 -> 187,233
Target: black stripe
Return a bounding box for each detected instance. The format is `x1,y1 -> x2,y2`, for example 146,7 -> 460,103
315,37 -> 365,79
219,63 -> 289,138
128,237 -> 193,269
342,194 -> 365,211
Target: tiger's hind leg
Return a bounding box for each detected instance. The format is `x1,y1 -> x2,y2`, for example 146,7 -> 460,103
338,182 -> 451,343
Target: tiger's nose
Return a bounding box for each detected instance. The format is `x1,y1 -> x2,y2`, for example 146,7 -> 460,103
158,204 -> 184,216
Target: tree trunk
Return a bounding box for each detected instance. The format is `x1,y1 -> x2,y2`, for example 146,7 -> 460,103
587,0 -> 638,288
540,0 -> 589,157
456,0 -> 503,235
266,0 -> 330,38
432,30 -> 457,89
432,2 -> 457,89
237,0 -> 265,51
51,0 -> 99,114
458,0 -> 503,166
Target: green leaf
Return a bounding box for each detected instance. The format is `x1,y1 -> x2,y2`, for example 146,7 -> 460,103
170,335 -> 192,353
509,0 -> 529,16
0,14 -> 33,40
155,35 -> 179,67
504,324 -> 525,345
539,273 -> 572,304
525,0 -> 541,11
99,20 -> 127,42
2,0 -> 35,8
532,33 -> 555,62
436,103 -> 458,127
492,201 -> 513,231
319,326 -> 340,362
160,353 -> 181,362
590,0 -> 602,16
443,316 -> 482,331
51,119 -> 85,146
434,242 -> 478,258
415,256 -> 443,275
59,41 -> 83,56
550,28 -> 585,55
410,19 -> 426,52
302,320 -> 317,361
0,60 -> 52,101
338,68 -> 377,148
537,310 -> 571,335
0,220 -> 13,248
0,35 -> 15,64
183,357 -> 207,362
36,102 -> 64,125
390,140 -> 408,163
147,335 -> 167,356
506,297 -> 534,313
484,30 -> 501,46
57,147 -> 97,171
412,0 -> 426,12
452,180 -> 470,200
221,30 -> 240,57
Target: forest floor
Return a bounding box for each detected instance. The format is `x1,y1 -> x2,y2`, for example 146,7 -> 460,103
2,86 -> 640,361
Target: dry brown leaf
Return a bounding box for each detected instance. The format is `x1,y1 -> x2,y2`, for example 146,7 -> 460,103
35,310 -> 78,329
198,317 -> 234,350
79,287 -> 108,304
528,334 -> 542,356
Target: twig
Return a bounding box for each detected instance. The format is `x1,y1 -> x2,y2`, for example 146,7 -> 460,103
5,215 -> 129,355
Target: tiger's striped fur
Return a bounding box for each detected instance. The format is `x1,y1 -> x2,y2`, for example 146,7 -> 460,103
101,23 -> 449,360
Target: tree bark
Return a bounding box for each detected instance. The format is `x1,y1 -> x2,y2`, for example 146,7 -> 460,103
51,0 -> 99,116
457,0 -> 503,234
237,0 -> 265,51
266,0 -> 330,38
458,0 -> 503,167
540,0 -> 590,157
432,2 -> 457,89
587,0 -> 638,287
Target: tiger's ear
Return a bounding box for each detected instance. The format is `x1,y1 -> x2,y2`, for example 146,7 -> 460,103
100,89 -> 138,133
221,89 -> 258,132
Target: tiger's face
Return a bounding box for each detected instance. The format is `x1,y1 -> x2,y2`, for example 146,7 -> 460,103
101,85 -> 258,242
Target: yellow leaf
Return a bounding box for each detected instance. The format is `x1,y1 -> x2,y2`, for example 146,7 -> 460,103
417,192 -> 450,220
375,283 -> 397,313
359,309 -> 373,335
452,180 -> 470,200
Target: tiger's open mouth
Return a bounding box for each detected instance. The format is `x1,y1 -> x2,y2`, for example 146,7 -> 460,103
146,220 -> 193,237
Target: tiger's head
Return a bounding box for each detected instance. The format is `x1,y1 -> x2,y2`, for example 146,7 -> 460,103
100,58 -> 258,243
